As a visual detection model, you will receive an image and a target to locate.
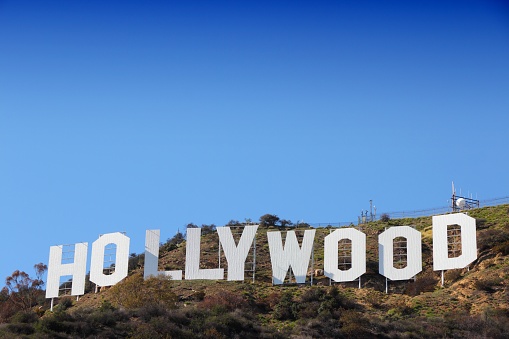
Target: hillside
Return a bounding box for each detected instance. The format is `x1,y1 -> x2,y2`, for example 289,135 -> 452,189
2,205 -> 509,338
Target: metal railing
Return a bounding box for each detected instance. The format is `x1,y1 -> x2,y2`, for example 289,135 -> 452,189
305,195 -> 509,227
380,196 -> 509,220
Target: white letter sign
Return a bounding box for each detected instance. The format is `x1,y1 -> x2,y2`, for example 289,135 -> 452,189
433,213 -> 477,271
324,228 -> 366,282
44,212 -> 480,297
379,226 -> 422,280
46,243 -> 88,298
217,225 -> 258,281
185,227 -> 224,280
144,230 -> 182,280
267,230 -> 316,284
90,232 -> 130,287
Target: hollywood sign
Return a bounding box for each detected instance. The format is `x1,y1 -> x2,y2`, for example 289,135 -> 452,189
45,213 -> 477,298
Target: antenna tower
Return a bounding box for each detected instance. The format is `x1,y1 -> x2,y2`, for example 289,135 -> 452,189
451,182 -> 480,212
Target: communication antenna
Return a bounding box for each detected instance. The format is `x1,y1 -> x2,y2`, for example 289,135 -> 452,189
358,200 -> 376,224
450,182 -> 479,212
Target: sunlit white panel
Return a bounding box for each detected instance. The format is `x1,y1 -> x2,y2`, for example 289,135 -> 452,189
217,225 -> 258,281
267,229 -> 316,284
324,228 -> 366,282
433,213 -> 477,271
185,227 -> 224,280
90,232 -> 130,287
379,226 -> 422,280
46,243 -> 88,298
144,229 -> 182,280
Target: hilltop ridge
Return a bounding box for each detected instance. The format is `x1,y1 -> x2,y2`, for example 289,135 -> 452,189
2,204 -> 509,338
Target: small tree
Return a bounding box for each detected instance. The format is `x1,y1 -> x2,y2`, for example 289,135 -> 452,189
128,253 -> 145,272
259,214 -> 280,227
3,263 -> 47,311
380,213 -> 390,222
279,219 -> 293,227
162,231 -> 185,252
201,224 -> 216,235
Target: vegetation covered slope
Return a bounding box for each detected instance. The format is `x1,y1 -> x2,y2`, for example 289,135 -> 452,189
2,205 -> 509,338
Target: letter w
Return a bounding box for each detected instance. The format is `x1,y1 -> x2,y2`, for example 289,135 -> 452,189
267,230 -> 316,285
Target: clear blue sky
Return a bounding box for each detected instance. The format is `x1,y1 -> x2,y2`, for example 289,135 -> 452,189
1,0 -> 508,282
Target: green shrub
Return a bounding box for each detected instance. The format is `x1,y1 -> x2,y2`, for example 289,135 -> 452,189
273,291 -> 298,320
319,286 -> 356,314
7,323 -> 35,335
10,310 -> 38,324
52,296 -> 73,313
34,311 -> 74,334
98,299 -> 115,312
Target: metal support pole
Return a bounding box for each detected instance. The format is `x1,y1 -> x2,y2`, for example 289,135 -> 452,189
218,237 -> 221,269
50,298 -> 54,312
253,233 -> 256,283
370,200 -> 373,221
441,270 -> 444,286
310,242 -> 314,285
385,277 -> 388,294
288,232 -> 293,283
